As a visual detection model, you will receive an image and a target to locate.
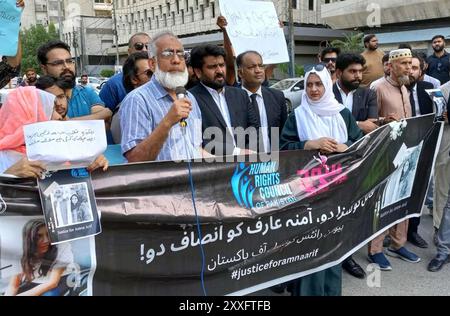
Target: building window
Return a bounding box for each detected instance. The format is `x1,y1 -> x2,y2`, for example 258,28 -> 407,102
292,0 -> 297,9
152,7 -> 155,19
163,14 -> 167,27
166,2 -> 170,13
211,2 -> 215,18
148,18 -> 152,30
144,9 -> 147,20
308,0 -> 314,10
181,9 -> 185,23
176,0 -> 180,14
200,4 -> 204,20
195,0 -> 198,10
190,7 -> 194,22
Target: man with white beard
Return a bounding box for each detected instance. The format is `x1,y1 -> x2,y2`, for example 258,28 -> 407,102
368,49 -> 420,271
119,32 -> 203,162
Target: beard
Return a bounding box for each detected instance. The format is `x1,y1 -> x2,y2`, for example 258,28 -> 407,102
341,78 -> 360,91
154,64 -> 188,90
28,76 -> 37,83
201,74 -> 226,90
433,45 -> 444,53
59,69 -> 76,89
397,75 -> 411,86
405,75 -> 417,89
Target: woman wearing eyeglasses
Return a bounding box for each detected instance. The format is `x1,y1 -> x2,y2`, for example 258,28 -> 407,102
280,65 -> 363,296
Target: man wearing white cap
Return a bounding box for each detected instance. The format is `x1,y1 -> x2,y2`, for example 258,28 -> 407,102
368,48 -> 421,270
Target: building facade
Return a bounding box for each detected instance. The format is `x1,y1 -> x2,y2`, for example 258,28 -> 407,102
112,0 -> 349,69
321,0 -> 450,52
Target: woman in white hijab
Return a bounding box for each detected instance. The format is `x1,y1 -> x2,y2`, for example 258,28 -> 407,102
280,65 -> 363,296
280,65 -> 362,152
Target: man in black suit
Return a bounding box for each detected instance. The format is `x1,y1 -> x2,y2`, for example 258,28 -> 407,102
236,51 -> 287,152
334,53 -> 379,279
405,53 -> 435,248
334,53 -> 379,135
189,44 -> 260,156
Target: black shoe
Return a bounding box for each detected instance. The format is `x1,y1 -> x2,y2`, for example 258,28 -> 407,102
383,235 -> 391,248
408,232 -> 429,248
342,257 -> 366,279
427,256 -> 450,272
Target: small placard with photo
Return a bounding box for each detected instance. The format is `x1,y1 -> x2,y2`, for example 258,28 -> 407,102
37,168 -> 101,244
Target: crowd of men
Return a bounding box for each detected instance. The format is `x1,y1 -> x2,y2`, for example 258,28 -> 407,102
1,9 -> 450,295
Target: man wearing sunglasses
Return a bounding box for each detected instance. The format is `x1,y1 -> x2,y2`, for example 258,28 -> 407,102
319,47 -> 340,84
99,32 -> 151,112
361,34 -> 385,87
37,40 -> 112,123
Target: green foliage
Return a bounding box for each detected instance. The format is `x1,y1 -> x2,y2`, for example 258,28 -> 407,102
330,33 -> 364,54
100,69 -> 115,78
20,23 -> 59,74
278,63 -> 305,77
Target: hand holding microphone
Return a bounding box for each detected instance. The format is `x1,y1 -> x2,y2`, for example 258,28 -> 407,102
176,86 -> 188,128
167,86 -> 192,127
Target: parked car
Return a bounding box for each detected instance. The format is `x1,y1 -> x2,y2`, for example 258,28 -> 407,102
76,76 -> 107,92
270,77 -> 304,113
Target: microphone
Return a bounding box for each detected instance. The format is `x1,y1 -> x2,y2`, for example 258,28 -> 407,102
176,86 -> 188,128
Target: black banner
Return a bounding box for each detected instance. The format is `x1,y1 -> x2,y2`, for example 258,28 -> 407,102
0,115 -> 441,296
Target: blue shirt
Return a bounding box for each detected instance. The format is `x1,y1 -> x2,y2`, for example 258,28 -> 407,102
120,76 -> 203,161
68,85 -> 105,118
99,72 -> 127,111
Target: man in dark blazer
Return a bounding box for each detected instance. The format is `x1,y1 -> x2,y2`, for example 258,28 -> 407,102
404,54 -> 435,249
189,44 -> 260,156
334,53 -> 379,135
236,51 -> 287,152
334,53 -> 379,279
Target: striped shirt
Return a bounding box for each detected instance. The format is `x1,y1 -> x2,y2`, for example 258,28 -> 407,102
119,76 -> 202,161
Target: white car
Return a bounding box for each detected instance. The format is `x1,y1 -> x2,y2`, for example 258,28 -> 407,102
270,77 -> 304,113
76,77 -> 106,92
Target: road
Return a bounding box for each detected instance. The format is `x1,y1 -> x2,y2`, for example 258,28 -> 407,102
252,208 -> 450,296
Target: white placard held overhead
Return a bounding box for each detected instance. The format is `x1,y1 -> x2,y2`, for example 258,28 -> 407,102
219,0 -> 289,64
24,120 -> 107,170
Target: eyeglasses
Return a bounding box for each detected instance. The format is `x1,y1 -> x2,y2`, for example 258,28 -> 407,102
304,63 -> 326,73
136,69 -> 153,78
322,57 -> 337,63
134,42 -> 149,51
160,49 -> 186,59
46,58 -> 75,67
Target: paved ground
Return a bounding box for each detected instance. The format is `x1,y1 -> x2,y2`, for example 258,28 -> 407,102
343,212 -> 450,296
252,208 -> 450,296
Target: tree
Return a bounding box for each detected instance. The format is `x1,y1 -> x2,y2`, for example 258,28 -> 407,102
100,69 -> 115,78
330,33 -> 364,54
278,63 -> 305,78
20,23 -> 59,74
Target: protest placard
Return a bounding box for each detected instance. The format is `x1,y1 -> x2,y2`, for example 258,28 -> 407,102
0,0 -> 22,56
219,0 -> 289,64
23,120 -> 107,171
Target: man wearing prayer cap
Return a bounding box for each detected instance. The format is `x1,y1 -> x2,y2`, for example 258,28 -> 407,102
367,48 -> 421,271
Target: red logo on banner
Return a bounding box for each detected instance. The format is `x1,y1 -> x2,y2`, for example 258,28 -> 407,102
297,163 -> 347,197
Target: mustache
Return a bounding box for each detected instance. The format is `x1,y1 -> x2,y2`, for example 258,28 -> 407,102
60,70 -> 75,77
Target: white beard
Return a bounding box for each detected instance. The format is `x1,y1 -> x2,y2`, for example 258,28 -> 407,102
154,64 -> 189,90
